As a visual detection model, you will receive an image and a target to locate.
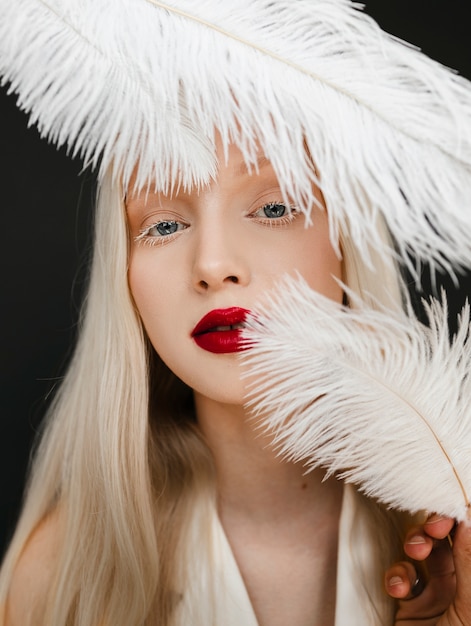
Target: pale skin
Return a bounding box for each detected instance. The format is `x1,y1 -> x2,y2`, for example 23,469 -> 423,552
5,140 -> 471,625
127,138 -> 344,625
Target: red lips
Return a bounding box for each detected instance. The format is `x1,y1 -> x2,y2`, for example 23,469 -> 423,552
191,307 -> 250,353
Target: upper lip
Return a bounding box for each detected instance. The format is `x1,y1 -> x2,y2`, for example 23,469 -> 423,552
191,307 -> 250,336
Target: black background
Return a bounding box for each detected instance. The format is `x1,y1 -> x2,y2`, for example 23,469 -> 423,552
1,2 -> 471,557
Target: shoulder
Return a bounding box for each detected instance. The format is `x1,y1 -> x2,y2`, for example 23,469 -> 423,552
4,509 -> 63,626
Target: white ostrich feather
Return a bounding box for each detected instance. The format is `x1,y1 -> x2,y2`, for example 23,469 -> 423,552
242,276 -> 471,521
1,0 -> 471,275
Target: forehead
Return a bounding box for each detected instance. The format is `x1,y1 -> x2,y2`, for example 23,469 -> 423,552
127,143 -> 278,200
123,133 -> 324,233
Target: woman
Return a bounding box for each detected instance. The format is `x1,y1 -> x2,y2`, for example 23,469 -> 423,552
1,1 -> 471,624
1,141 -> 469,626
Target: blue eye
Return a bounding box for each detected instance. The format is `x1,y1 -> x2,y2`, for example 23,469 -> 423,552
135,219 -> 187,245
147,220 -> 187,237
154,221 -> 179,236
262,202 -> 287,218
252,202 -> 297,223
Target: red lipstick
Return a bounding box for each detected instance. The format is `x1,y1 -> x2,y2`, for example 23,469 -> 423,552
191,307 -> 250,354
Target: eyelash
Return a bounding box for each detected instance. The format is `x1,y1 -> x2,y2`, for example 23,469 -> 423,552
134,220 -> 188,247
134,201 -> 298,246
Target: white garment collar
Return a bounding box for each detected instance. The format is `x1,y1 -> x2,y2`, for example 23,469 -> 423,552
178,484 -> 391,625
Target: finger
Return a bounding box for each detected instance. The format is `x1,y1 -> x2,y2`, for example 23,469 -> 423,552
423,514 -> 455,541
385,561 -> 418,599
392,556 -> 455,622
404,527 -> 434,561
403,516 -> 455,562
391,516 -> 457,624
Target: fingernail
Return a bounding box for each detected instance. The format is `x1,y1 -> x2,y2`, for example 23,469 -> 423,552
388,576 -> 403,587
406,535 -> 427,545
424,514 -> 446,525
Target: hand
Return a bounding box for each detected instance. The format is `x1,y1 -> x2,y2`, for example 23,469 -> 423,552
385,513 -> 471,625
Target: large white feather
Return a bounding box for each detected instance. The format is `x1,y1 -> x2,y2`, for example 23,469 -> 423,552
1,0 -> 471,274
242,276 -> 471,521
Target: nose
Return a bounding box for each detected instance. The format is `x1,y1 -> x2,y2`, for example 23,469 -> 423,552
192,221 -> 250,292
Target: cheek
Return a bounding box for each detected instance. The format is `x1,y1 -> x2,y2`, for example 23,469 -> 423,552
284,223 -> 343,303
128,256 -> 150,316
128,252 -> 190,377
128,254 -> 170,337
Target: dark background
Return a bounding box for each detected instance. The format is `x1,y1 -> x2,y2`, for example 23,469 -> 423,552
1,2 -> 471,558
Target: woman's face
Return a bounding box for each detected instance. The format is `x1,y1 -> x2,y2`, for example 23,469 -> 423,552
126,140 -> 343,406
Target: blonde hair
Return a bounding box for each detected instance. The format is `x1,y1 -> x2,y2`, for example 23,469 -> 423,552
340,222 -> 409,625
0,172 -> 408,625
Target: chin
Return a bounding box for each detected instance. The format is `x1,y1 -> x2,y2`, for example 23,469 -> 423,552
190,377 -> 248,408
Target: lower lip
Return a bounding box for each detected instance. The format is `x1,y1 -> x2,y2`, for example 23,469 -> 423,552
193,329 -> 246,354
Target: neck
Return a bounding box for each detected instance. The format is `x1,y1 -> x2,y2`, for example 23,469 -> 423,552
194,392 -> 343,523
194,392 -> 343,626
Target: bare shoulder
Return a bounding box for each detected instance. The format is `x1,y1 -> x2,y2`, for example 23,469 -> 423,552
5,508 -> 63,626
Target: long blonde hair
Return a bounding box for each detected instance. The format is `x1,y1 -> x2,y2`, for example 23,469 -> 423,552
0,171 -> 408,625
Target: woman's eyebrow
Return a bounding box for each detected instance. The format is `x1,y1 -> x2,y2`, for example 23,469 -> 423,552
236,155 -> 271,176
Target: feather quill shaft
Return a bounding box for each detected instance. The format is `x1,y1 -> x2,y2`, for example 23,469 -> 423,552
143,0 -> 465,168
242,276 -> 471,520
145,0 -> 372,111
